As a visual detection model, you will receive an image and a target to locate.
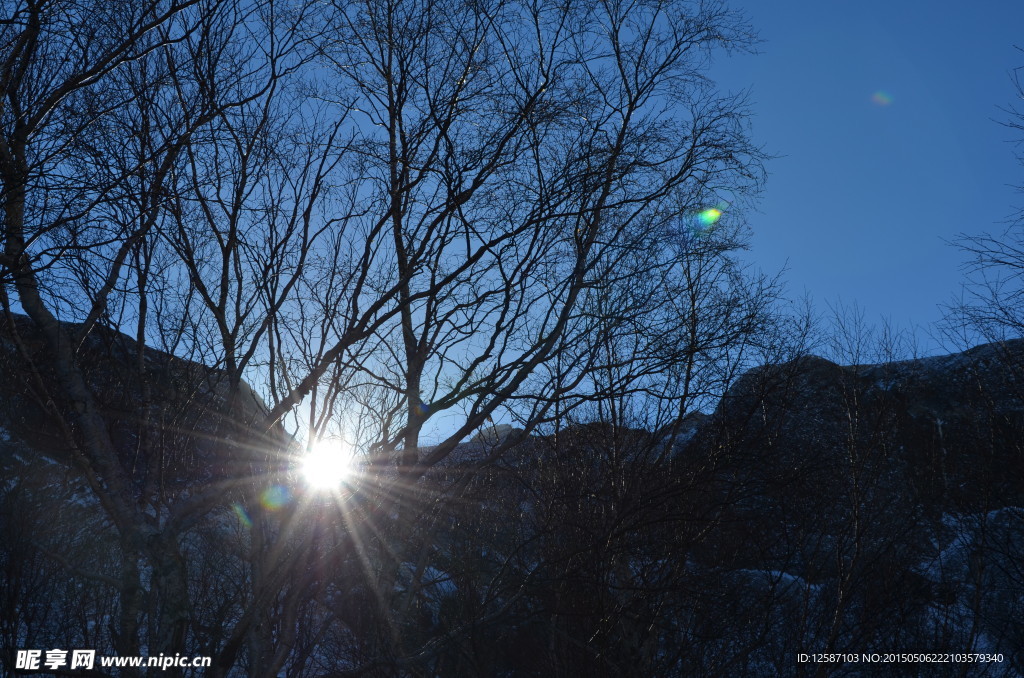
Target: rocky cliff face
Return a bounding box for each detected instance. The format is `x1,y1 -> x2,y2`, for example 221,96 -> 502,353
676,339 -> 1024,672
692,339 -> 1024,515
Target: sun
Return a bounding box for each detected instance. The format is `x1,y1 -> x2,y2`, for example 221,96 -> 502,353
300,440 -> 354,491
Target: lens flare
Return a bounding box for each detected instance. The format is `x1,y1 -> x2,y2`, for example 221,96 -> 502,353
231,502 -> 253,528
301,441 -> 354,491
871,91 -> 892,106
681,202 -> 730,249
698,208 -> 722,226
260,485 -> 291,510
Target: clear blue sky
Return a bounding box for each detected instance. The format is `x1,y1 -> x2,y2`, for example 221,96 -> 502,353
711,0 -> 1024,350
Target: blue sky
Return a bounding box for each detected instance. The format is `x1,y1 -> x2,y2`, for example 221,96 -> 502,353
710,0 -> 1024,350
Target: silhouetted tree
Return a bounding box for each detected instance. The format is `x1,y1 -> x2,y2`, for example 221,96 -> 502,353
1,0 -> 768,675
944,64 -> 1024,345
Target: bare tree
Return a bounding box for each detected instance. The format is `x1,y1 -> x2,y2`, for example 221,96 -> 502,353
943,64 -> 1024,345
0,0 -> 767,675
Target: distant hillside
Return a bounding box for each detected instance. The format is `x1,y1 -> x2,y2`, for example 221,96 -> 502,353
2,329 -> 1022,676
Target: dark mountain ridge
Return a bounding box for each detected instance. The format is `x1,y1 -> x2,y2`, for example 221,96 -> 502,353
2,321 -> 1023,675
0,313 -> 287,488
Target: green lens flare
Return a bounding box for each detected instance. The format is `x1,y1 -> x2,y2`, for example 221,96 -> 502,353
698,208 -> 722,226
